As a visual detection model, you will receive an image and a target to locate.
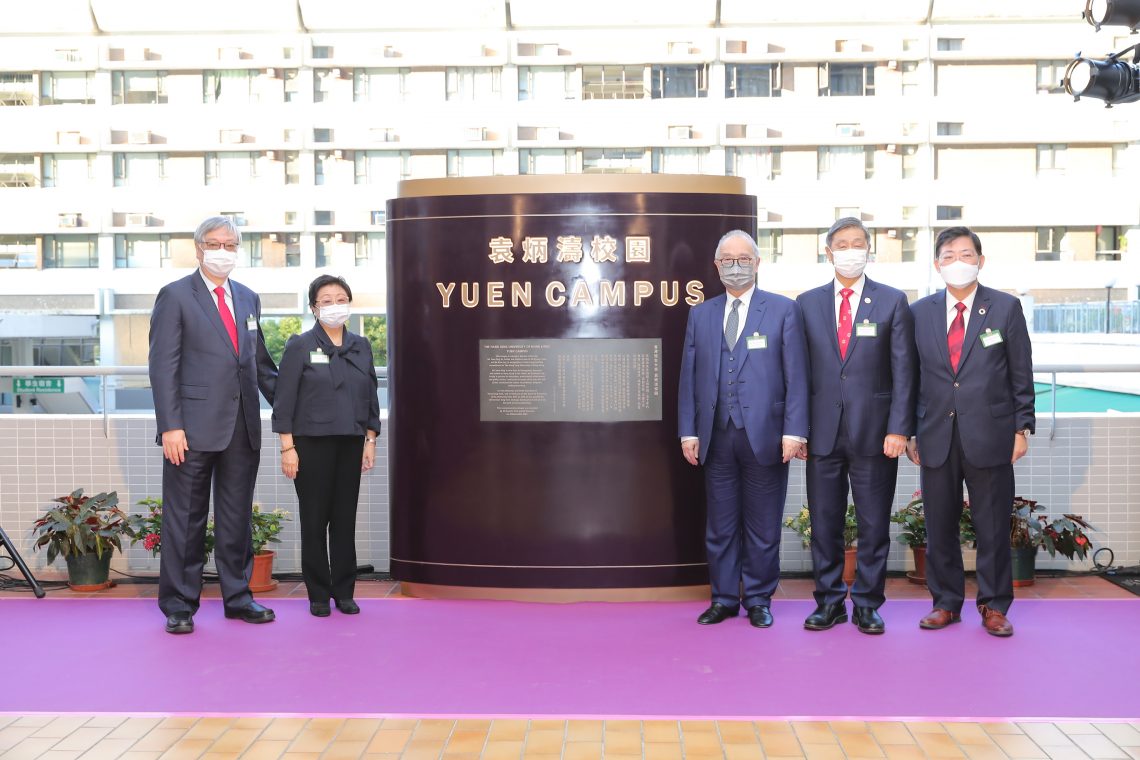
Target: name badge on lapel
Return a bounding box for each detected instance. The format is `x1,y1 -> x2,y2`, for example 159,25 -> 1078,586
855,321 -> 878,338
980,329 -> 1004,348
746,333 -> 767,350
246,315 -> 258,331
309,351 -> 330,364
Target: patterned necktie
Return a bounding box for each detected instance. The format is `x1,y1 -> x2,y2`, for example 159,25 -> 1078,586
948,301 -> 967,372
725,298 -> 742,348
837,288 -> 854,359
214,285 -> 239,354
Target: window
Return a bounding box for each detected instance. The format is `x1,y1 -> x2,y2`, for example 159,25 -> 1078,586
114,234 -> 173,268
1036,227 -> 1066,261
113,152 -> 167,186
0,235 -> 36,268
447,149 -> 499,177
582,65 -> 645,100
32,338 -> 99,366
313,128 -> 333,142
284,233 -> 301,266
725,63 -> 781,98
446,67 -> 502,101
1096,225 -> 1123,261
900,145 -> 918,179
0,72 -> 35,105
936,205 -> 963,221
41,154 -> 94,188
1037,61 -> 1068,94
901,61 -> 920,96
899,228 -> 918,262
240,236 -> 263,267
726,147 -> 782,181
41,72 -> 94,105
205,152 -> 259,185
756,230 -> 782,264
650,65 -> 708,98
519,149 -> 571,175
111,71 -> 167,105
1036,144 -> 1067,175
356,232 -> 385,266
937,38 -> 964,52
313,67 -> 353,103
43,234 -> 97,268
371,210 -> 386,226
315,233 -> 334,268
0,154 -> 38,187
283,69 -> 300,102
582,148 -> 648,173
518,66 -> 571,101
651,148 -> 704,174
820,63 -> 875,96
312,45 -> 333,59
314,210 -> 334,225
355,150 -> 404,185
203,69 -> 257,104
937,122 -> 963,136
817,146 -> 872,180
1113,143 -> 1136,177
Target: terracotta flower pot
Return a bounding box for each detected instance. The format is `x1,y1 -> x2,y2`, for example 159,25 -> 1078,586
907,545 -> 927,586
248,550 -> 278,593
842,546 -> 857,589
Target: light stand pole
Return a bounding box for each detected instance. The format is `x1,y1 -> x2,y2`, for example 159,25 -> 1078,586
1105,277 -> 1117,334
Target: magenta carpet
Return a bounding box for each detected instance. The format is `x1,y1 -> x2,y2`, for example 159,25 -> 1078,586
1,597 -> 1137,720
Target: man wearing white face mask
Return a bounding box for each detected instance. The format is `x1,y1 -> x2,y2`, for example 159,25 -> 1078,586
907,226 -> 1034,637
796,218 -> 916,634
272,275 -> 380,616
149,216 -> 279,634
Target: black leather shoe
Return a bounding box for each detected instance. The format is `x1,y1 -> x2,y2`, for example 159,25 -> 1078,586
696,603 -> 739,625
223,601 -> 276,623
804,601 -> 848,631
164,612 -> 194,635
310,602 -> 331,617
747,605 -> 774,628
853,605 -> 885,635
334,599 -> 360,615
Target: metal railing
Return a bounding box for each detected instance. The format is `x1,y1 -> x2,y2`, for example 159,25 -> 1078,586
1034,302 -> 1140,334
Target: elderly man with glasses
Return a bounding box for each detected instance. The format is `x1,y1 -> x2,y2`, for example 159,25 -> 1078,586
678,229 -> 809,628
148,216 -> 279,634
906,226 -> 1035,637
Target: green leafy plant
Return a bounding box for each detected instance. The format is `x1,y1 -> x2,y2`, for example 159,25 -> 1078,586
783,504 -> 858,548
1010,497 -> 1096,560
250,504 -> 291,554
30,489 -> 131,564
890,490 -> 975,547
127,497 -> 215,560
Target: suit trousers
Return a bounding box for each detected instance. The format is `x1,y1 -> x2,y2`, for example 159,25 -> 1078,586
159,410 -> 257,615
921,420 -> 1015,614
292,435 -> 365,603
805,416 -> 897,608
704,421 -> 789,609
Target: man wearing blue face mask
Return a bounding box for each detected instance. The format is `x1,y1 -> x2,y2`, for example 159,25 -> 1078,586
679,230 -> 809,628
907,226 -> 1034,637
149,216 -> 279,634
796,218 -> 916,634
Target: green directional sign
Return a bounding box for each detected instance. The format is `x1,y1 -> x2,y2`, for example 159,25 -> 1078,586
14,378 -> 65,394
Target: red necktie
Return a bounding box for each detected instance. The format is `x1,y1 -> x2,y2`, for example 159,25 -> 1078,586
948,301 -> 966,372
214,285 -> 239,354
837,288 -> 854,359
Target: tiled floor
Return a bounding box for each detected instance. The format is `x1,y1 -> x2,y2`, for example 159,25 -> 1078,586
0,573 -> 1135,760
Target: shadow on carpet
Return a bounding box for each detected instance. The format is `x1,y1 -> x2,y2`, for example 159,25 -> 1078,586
1,597 -> 1137,720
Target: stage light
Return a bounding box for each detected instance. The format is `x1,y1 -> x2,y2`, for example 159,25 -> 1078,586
1064,46 -> 1140,106
1084,0 -> 1140,31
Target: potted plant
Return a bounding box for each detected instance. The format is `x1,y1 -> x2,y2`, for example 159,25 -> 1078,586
784,504 -> 859,586
249,504 -> 291,593
1009,497 -> 1096,586
30,489 -> 131,591
890,491 -> 927,584
127,497 -> 215,561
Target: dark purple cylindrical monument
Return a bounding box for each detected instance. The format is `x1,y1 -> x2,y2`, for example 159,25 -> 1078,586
387,175 -> 756,596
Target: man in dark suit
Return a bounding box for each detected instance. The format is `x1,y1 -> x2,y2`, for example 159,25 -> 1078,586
796,218 -> 916,635
907,226 -> 1034,637
149,216 -> 278,634
679,229 -> 809,628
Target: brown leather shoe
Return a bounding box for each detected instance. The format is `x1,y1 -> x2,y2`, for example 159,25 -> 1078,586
919,608 -> 961,629
979,605 -> 1014,637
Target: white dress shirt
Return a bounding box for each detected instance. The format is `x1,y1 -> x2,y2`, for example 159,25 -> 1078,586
833,275 -> 866,331
723,286 -> 755,345
945,286 -> 978,334
200,269 -> 234,317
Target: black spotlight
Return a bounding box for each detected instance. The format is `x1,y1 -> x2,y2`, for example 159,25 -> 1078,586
1064,46 -> 1140,106
1084,0 -> 1140,31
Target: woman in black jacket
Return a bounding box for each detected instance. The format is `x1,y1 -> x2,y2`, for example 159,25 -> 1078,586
273,274 -> 381,616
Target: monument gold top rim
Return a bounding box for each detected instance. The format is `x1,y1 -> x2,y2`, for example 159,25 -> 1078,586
396,174 -> 747,198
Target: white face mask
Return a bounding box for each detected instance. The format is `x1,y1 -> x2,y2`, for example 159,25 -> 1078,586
831,248 -> 868,279
317,304 -> 350,328
201,248 -> 238,278
939,260 -> 980,289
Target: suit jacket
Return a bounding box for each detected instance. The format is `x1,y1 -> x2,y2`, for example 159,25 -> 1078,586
797,277 -> 916,457
678,287 -> 809,465
149,271 -> 278,451
911,283 -> 1035,469
272,326 -> 382,437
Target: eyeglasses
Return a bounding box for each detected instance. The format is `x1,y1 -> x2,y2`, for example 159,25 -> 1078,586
830,243 -> 868,252
937,251 -> 980,264
717,257 -> 754,267
200,241 -> 239,252
316,299 -> 350,307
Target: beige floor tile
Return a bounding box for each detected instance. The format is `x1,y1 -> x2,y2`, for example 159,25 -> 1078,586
1021,725 -> 1076,747
724,744 -> 765,760
321,740 -> 368,760
793,723 -> 837,745
487,722 -> 528,741
452,721 -> 491,732
644,722 -> 680,743
279,753 -> 320,760
565,721 -> 603,742
199,752 -> 243,760
377,720 -> 418,731
155,738 -> 213,759
909,722 -> 951,735
947,724 -> 999,746
870,724 -> 916,746
756,721 -> 795,735
832,722 -> 870,734
603,755 -> 641,760
77,737 -> 137,760
839,733 -> 886,757
528,720 -> 566,732
401,739 -> 446,760
154,719 -> 198,731
412,721 -> 456,741
719,721 -> 761,744
40,752 -> 85,760
50,727 -> 114,753
1043,747 -> 1093,760
439,754 -> 479,760
338,720 -> 383,743
444,730 -> 488,755
681,721 -> 719,734
185,718 -> 235,739
805,743 -> 849,760
257,721 -> 307,743
241,740 -> 291,760
230,718 -> 272,731
1070,735 -> 1130,759
914,733 -> 967,758
762,733 -> 806,757
883,746 -> 928,760
603,730 -> 643,755
105,720 -> 164,741
644,742 -> 684,760
126,729 -> 186,753
119,753 -> 164,760
992,734 -> 1050,759
605,720 -> 642,733
480,739 -> 524,760
33,717 -> 91,739
1094,726 -> 1140,748
1059,726 -> 1104,737
13,718 -> 56,728
360,754 -> 402,760
292,722 -> 349,754
208,728 -> 260,754
984,724 -> 1027,736
366,730 -> 413,754
682,730 -> 724,755
563,740 -> 603,760
82,718 -> 128,730
962,744 -> 1012,760
521,755 -> 561,760
525,730 -> 566,755
1122,748 -> 1140,760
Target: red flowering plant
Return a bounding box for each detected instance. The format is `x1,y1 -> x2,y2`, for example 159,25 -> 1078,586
1009,497 -> 1096,560
128,497 -> 215,560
